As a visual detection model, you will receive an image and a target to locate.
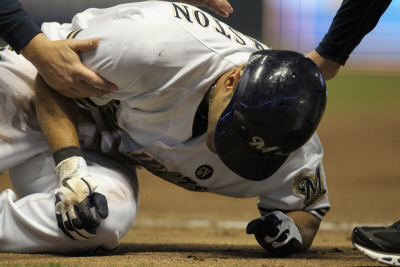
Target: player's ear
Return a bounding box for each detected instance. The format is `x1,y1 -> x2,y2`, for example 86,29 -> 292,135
224,66 -> 242,92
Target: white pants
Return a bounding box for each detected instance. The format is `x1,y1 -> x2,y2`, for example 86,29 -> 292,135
0,150 -> 139,254
0,49 -> 139,254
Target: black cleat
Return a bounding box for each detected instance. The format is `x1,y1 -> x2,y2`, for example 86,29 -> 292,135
352,221 -> 400,266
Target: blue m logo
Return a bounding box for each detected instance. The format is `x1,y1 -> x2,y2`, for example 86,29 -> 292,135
294,164 -> 326,207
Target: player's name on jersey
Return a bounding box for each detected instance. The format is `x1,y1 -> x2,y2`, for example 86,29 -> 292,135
170,3 -> 264,50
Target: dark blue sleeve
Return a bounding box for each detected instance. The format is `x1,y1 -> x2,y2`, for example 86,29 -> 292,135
315,0 -> 391,66
0,0 -> 41,53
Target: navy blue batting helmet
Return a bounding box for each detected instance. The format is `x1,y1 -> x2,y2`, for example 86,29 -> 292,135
214,50 -> 327,181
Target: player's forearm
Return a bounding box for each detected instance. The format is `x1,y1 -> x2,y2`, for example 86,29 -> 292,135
286,211 -> 320,251
35,74 -> 80,154
316,0 -> 391,66
0,0 -> 41,53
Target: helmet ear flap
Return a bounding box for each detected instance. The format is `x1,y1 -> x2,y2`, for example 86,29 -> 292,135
214,49 -> 327,181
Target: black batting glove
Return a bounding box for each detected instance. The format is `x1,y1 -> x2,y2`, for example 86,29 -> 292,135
246,211 -> 302,257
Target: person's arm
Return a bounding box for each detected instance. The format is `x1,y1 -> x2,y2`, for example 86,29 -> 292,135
305,50 -> 341,81
22,33 -> 117,98
246,210 -> 320,257
307,0 -> 391,80
0,0 -> 41,53
35,74 -> 108,240
0,0 -> 116,97
286,210 -> 320,251
35,74 -> 79,153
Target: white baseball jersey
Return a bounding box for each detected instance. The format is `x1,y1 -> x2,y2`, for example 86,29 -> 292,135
41,1 -> 330,220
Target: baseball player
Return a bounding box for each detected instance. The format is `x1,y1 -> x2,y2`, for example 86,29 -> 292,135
0,0 -> 235,254
0,48 -> 139,253
33,1 -> 330,257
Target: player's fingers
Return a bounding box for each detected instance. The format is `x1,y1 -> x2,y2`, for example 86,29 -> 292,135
220,0 -> 233,12
210,0 -> 222,7
264,214 -> 281,238
76,197 -> 100,230
51,75 -> 113,98
208,0 -> 233,16
67,80 -> 110,98
74,65 -> 117,94
66,37 -> 99,53
76,66 -> 117,94
270,229 -> 290,248
69,205 -> 96,240
246,219 -> 259,234
93,193 -> 109,219
55,196 -> 75,240
217,7 -> 230,18
206,5 -> 230,18
62,206 -> 88,241
73,204 -> 97,238
210,0 -> 232,10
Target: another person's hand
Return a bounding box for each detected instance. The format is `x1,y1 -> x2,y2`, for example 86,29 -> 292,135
305,50 -> 341,81
21,33 -> 117,98
54,155 -> 108,240
179,0 -> 233,18
246,211 -> 302,257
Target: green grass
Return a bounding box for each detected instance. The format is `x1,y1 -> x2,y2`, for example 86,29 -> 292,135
325,72 -> 400,114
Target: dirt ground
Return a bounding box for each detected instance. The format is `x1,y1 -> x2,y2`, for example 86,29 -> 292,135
1,76 -> 399,266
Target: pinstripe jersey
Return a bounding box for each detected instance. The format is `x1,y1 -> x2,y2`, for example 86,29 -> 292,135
41,1 -> 330,219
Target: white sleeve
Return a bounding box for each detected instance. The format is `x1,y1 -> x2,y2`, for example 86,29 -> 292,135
71,6 -> 199,107
67,2 -> 266,108
256,134 -> 331,220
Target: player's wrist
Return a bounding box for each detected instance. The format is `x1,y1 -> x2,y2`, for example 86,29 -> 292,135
53,146 -> 87,185
53,146 -> 83,165
20,33 -> 50,62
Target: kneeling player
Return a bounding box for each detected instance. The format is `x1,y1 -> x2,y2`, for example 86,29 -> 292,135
35,1 -> 330,257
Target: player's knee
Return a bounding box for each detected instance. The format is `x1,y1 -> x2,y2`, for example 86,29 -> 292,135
103,183 -> 138,240
86,157 -> 139,240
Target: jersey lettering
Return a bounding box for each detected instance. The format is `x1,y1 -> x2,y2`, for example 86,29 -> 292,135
212,18 -> 231,40
172,4 -> 193,23
229,26 -> 246,45
125,151 -> 208,192
194,10 -> 209,28
170,3 -> 265,49
249,36 -> 265,51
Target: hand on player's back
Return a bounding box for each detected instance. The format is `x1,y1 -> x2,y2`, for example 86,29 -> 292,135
21,33 -> 117,98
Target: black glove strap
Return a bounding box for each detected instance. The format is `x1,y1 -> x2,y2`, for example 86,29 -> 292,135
53,146 -> 83,165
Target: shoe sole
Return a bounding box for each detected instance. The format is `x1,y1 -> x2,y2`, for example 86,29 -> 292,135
353,242 -> 400,266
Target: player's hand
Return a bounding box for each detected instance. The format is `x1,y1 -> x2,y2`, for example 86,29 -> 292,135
305,50 -> 341,80
21,33 -> 117,98
246,211 -> 302,257
54,156 -> 108,240
179,0 -> 233,18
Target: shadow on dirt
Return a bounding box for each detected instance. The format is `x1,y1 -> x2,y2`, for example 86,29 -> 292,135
110,243 -> 366,261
